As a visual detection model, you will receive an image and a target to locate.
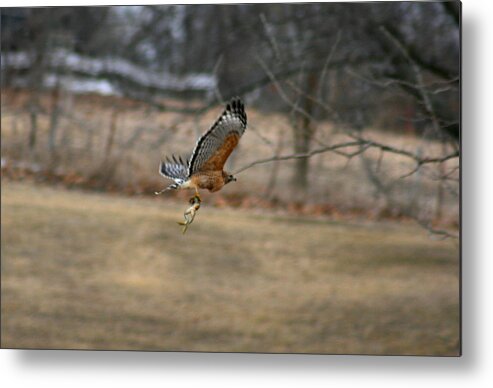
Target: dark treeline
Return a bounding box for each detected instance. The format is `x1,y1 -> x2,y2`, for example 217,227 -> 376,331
1,3 -> 460,227
1,3 -> 459,135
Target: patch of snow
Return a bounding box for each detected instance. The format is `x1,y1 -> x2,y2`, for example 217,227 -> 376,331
7,159 -> 42,173
2,50 -> 217,95
44,74 -> 118,96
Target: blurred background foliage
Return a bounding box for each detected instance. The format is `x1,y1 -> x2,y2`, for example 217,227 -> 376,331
1,2 -> 460,233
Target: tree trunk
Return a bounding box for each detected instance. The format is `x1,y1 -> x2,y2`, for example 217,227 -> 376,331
264,128 -> 285,198
291,72 -> 318,194
291,125 -> 312,190
434,140 -> 448,221
28,108 -> 38,153
48,85 -> 60,153
103,108 -> 119,164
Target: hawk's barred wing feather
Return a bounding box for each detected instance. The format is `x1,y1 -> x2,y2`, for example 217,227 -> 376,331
188,97 -> 247,176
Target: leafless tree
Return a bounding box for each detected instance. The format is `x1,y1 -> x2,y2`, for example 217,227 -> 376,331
1,3 -> 459,237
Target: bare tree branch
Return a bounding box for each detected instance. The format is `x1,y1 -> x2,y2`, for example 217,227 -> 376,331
254,53 -> 315,124
318,30 -> 341,100
380,26 -> 443,138
413,217 -> 459,240
233,140 -> 362,175
235,129 -> 459,177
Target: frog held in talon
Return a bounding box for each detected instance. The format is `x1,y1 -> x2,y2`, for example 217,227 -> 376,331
177,194 -> 202,234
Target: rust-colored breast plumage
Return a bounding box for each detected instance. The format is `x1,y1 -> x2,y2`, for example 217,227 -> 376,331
190,171 -> 226,192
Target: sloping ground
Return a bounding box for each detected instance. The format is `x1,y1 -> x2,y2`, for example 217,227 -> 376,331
1,180 -> 459,355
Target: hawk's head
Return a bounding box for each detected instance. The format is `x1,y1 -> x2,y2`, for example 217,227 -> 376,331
225,174 -> 237,184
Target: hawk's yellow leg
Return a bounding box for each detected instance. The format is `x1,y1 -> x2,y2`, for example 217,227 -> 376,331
193,188 -> 201,202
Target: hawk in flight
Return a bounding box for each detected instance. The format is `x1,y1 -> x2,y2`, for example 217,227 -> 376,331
157,97 -> 247,198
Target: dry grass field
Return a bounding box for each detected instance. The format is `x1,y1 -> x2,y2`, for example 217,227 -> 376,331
1,180 -> 459,355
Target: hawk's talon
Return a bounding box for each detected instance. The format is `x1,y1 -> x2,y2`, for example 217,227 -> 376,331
189,194 -> 201,205
194,190 -> 201,201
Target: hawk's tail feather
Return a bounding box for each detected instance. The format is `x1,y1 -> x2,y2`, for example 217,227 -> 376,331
159,159 -> 188,180
168,154 -> 187,166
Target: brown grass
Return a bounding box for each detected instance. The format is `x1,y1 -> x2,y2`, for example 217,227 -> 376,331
1,180 -> 459,355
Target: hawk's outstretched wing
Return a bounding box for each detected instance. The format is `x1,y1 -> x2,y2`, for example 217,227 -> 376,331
159,155 -> 189,182
188,97 -> 247,176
